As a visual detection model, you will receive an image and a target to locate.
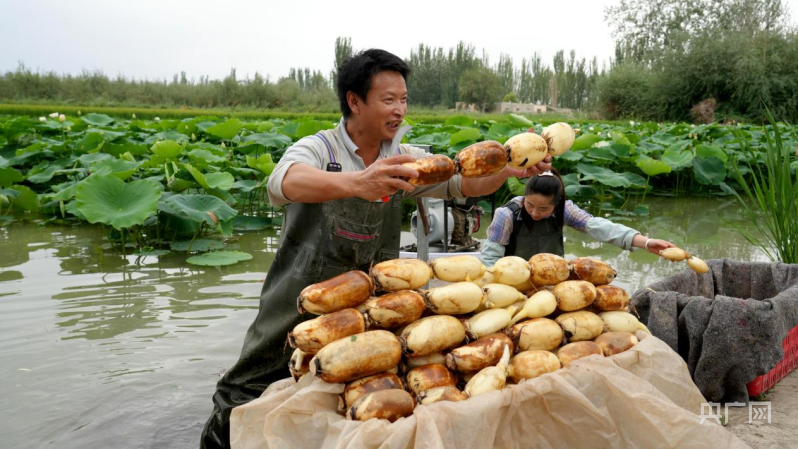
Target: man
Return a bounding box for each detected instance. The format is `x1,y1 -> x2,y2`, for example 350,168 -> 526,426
200,48 -> 551,448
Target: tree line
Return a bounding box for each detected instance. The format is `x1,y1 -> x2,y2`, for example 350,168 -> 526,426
0,36 -> 602,115
1,0 -> 795,122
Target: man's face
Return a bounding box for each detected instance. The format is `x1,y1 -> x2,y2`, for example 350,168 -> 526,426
355,70 -> 408,141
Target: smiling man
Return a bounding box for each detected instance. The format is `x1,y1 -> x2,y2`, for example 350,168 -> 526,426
200,49 -> 551,449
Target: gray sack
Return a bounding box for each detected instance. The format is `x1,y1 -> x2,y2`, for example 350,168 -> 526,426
631,258 -> 798,402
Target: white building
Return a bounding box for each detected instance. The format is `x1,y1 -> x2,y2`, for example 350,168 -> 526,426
455,101 -> 548,114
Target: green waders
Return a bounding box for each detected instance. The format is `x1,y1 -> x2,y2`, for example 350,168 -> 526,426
200,193 -> 403,448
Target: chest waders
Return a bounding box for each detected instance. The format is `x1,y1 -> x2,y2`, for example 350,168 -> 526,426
201,135 -> 404,449
503,200 -> 564,259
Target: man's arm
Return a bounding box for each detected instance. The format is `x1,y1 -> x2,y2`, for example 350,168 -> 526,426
461,156 -> 553,197
280,155 -> 420,203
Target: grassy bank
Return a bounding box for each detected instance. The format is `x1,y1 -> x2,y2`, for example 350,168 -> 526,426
0,103 -> 618,126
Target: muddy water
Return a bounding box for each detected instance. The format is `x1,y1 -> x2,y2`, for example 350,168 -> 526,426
0,196 -> 770,448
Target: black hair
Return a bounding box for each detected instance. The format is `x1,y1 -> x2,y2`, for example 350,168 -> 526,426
336,49 -> 411,118
524,169 -> 566,229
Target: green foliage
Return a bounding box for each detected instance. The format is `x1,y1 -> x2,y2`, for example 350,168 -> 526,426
601,0 -> 798,122
597,63 -> 658,119
75,175 -> 161,229
728,112 -> 798,263
458,67 -> 503,113
2,110 -> 796,258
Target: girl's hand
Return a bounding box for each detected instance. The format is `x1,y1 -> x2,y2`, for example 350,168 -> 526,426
645,239 -> 676,255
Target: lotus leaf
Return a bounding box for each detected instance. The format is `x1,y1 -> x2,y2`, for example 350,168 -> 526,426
170,239 -> 225,252
239,132 -> 292,152
151,140 -> 184,159
206,119 -> 244,141
75,175 -> 161,229
74,133 -> 106,153
204,172 -> 235,191
160,194 -> 237,225
90,158 -> 140,181
232,215 -> 273,231
5,185 -> 39,211
572,134 -> 602,151
696,144 -> 728,163
662,150 -> 693,169
507,113 -> 533,127
82,113 -> 115,126
27,166 -> 61,184
296,120 -> 324,139
186,250 -> 252,266
246,154 -> 276,175
257,121 -> 274,132
636,157 -> 672,177
445,116 -> 474,127
0,168 -> 23,187
575,163 -> 633,188
693,157 -> 726,185
230,180 -> 261,192
189,149 -> 226,165
409,132 -> 451,149
450,128 -> 481,146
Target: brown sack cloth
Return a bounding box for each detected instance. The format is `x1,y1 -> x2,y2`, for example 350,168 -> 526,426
231,336 -> 747,449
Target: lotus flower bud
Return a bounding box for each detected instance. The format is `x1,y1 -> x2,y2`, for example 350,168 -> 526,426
59,114 -> 66,122
50,112 -> 58,118
39,117 -> 46,122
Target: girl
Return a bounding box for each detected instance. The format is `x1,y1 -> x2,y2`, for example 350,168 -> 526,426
480,169 -> 675,266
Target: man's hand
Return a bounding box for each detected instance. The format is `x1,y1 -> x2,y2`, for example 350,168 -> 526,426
503,154 -> 553,179
351,154 -> 419,201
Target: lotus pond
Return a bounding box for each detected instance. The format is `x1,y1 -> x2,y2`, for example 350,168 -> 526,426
0,195 -> 772,448
0,111 -> 792,447
1,111 -> 796,263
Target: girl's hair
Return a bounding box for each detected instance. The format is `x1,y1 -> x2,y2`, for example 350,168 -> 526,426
524,169 -> 566,229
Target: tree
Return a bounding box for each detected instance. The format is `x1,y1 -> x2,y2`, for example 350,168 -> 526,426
331,36 -> 353,88
407,43 -> 446,106
496,53 -> 515,95
458,67 -> 503,112
605,0 -> 791,63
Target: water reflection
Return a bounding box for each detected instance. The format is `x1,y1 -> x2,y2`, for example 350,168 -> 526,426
0,196 -> 776,449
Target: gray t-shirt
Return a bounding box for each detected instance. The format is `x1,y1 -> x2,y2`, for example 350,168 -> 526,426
267,119 -> 465,206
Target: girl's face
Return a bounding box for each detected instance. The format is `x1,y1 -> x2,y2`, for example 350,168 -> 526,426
523,193 -> 556,221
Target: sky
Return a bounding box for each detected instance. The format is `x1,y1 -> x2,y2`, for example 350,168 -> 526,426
1,0 -> 796,83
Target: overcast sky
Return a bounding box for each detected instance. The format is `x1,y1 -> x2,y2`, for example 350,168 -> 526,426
1,0 -> 796,83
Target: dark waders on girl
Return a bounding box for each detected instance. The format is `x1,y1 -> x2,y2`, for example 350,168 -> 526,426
503,200 -> 564,259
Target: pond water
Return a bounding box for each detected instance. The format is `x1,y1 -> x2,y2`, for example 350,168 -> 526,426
0,196 -> 771,448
